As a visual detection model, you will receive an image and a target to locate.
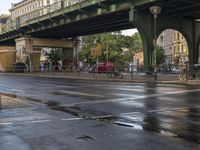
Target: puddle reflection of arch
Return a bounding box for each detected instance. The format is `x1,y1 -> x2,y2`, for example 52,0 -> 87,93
142,83 -> 160,132
184,91 -> 200,144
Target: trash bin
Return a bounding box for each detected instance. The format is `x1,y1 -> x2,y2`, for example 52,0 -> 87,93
13,62 -> 25,73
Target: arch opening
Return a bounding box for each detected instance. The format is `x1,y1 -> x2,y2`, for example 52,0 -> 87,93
157,29 -> 189,67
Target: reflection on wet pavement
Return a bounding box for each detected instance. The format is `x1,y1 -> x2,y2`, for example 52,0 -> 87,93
117,107 -> 200,144
50,101 -> 200,144
0,81 -> 200,146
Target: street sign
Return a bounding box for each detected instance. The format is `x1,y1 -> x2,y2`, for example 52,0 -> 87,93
90,44 -> 102,57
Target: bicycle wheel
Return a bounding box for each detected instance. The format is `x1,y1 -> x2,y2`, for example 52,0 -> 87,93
106,72 -> 112,78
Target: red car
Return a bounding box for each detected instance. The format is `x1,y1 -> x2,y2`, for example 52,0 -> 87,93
88,62 -> 115,73
97,62 -> 115,72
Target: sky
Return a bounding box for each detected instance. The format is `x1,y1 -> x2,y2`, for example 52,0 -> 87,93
0,0 -> 138,36
0,0 -> 21,14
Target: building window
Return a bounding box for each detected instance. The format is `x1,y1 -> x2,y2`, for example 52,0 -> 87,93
177,33 -> 180,40
169,46 -> 172,54
160,35 -> 164,43
177,45 -> 180,53
182,45 -> 184,53
174,46 -> 176,54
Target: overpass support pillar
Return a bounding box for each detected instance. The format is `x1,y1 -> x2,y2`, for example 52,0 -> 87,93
15,37 -> 74,72
133,10 -> 200,72
73,38 -> 81,68
15,37 -> 41,72
134,12 -> 154,73
194,22 -> 200,64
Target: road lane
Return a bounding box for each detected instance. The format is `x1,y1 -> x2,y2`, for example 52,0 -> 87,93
0,74 -> 200,149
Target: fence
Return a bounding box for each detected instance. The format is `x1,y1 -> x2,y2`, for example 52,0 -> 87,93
5,64 -> 200,82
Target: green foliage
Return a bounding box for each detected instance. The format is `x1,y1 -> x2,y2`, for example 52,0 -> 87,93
79,32 -> 143,65
45,48 -> 63,63
152,46 -> 166,65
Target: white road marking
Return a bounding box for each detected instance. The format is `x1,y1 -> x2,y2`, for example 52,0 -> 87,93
60,98 -> 132,107
7,89 -> 24,92
120,106 -> 200,116
56,85 -> 75,88
0,122 -> 13,125
59,90 -> 104,97
1,105 -> 200,127
26,119 -> 52,123
89,115 -> 113,119
61,118 -> 83,121
114,93 -> 145,97
61,88 -> 200,107
112,88 -> 146,92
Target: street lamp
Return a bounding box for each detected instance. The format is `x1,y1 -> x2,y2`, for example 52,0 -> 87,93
93,38 -> 99,72
74,38 -> 80,70
150,6 -> 161,80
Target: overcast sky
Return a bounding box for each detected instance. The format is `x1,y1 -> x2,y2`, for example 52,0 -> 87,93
0,0 -> 21,14
0,0 -> 137,36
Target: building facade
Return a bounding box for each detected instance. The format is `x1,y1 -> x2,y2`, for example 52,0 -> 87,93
134,49 -> 144,65
0,14 -> 11,34
9,0 -> 80,26
0,0 -> 80,72
157,29 -> 189,65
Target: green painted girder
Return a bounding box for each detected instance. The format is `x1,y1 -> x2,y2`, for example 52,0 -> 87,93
27,0 -> 131,24
0,0 -> 134,43
0,0 -> 169,43
134,0 -> 158,6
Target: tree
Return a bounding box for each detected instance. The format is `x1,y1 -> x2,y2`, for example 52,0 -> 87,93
131,32 -> 143,50
152,46 -> 166,66
45,48 -> 63,63
79,32 -> 143,65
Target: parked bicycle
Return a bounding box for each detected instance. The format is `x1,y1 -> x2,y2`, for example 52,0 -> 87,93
106,71 -> 123,79
179,64 -> 200,81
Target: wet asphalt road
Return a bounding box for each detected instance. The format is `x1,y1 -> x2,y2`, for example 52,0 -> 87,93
0,74 -> 200,150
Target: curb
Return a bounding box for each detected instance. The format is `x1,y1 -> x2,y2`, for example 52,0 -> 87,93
3,73 -> 200,86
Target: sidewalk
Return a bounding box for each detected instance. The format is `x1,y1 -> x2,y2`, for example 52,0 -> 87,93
4,72 -> 200,86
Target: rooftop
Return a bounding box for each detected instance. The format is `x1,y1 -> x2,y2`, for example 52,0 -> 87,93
12,0 -> 29,7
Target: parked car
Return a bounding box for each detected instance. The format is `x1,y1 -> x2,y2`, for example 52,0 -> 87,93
88,62 -> 115,73
171,66 -> 181,73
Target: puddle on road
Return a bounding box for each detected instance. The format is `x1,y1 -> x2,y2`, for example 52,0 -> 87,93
54,105 -> 200,144
50,103 -> 200,144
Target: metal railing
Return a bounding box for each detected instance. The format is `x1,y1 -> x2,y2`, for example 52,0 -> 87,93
4,63 -> 200,82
